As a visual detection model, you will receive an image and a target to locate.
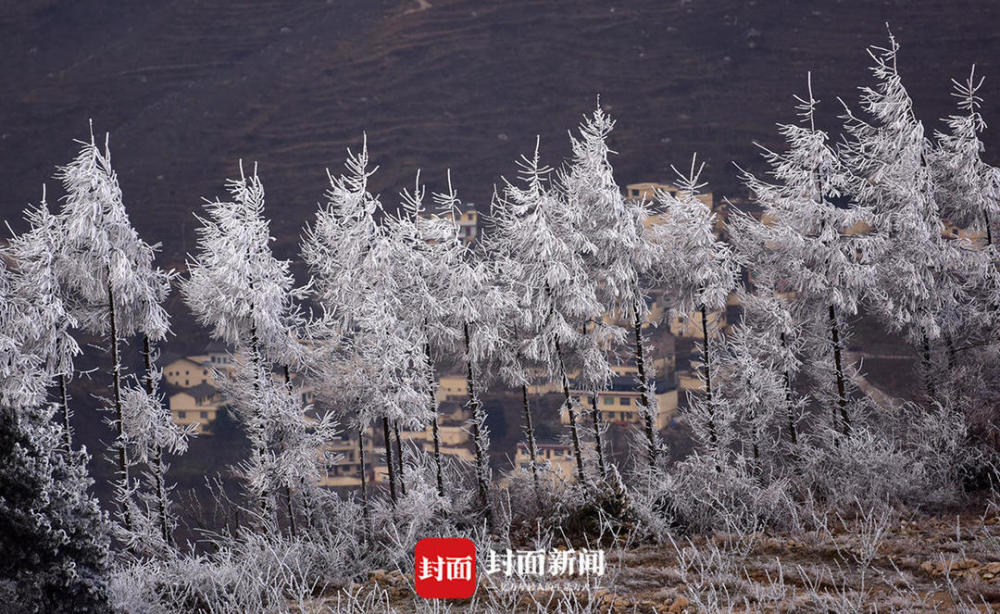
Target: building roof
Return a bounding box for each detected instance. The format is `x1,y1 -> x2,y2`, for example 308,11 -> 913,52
170,382 -> 222,403
572,375 -> 677,395
518,441 -> 573,452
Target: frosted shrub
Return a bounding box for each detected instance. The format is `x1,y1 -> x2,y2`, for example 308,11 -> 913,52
798,423 -> 917,508
665,451 -> 796,536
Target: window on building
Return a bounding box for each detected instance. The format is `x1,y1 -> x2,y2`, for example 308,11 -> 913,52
619,397 -> 630,406
603,397 -> 614,405
177,411 -> 186,419
553,449 -> 562,456
200,411 -> 208,419
184,380 -> 189,386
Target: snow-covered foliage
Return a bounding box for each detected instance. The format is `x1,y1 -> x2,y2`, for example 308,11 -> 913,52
184,164 -> 324,529
182,163 -> 307,367
0,259 -> 111,612
6,31 -> 1000,614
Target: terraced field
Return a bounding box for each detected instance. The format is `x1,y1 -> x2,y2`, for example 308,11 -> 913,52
3,0 -> 999,291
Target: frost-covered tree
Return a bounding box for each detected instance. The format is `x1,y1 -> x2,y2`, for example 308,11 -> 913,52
3,190 -> 80,450
558,106 -> 632,479
116,339 -> 194,553
932,66 -> 1000,249
301,139 -> 431,516
50,130 -> 172,532
385,170 -> 508,506
182,163 -> 311,526
653,159 -> 736,447
735,74 -> 878,435
838,34 -> 979,400
489,137 -> 617,484
0,260 -> 111,613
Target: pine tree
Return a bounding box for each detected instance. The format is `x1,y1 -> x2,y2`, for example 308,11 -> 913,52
301,139 -> 431,516
3,191 -> 80,450
558,106 -> 632,479
736,74 -> 878,435
0,260 -> 111,613
488,139 -> 609,484
653,158 -> 737,448
838,34 -> 976,400
51,130 -> 172,533
182,163 -> 310,527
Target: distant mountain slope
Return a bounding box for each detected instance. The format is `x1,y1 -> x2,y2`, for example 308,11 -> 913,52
3,0 -> 998,270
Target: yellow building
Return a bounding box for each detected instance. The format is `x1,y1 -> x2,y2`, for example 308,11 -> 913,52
169,384 -> 224,434
668,308 -> 726,339
162,351 -> 242,388
319,432 -> 390,488
566,376 -> 678,431
625,182 -> 713,210
513,442 -> 577,481
435,374 -> 470,403
419,206 -> 479,245
677,369 -> 704,393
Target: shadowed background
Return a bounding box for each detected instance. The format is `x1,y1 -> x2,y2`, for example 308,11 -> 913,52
2,0 -> 997,515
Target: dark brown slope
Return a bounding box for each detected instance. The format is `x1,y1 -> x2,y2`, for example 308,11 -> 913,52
2,0 -> 999,269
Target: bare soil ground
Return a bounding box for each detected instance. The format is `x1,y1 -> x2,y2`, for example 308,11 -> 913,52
312,503 -> 1000,612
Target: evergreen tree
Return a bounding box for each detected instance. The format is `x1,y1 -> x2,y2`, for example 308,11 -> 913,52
301,139 -> 431,517
653,158 -> 736,448
488,139 -> 609,484
735,74 -> 878,435
50,130 -> 172,533
0,260 -> 111,613
838,34 -> 977,400
182,163 -> 312,527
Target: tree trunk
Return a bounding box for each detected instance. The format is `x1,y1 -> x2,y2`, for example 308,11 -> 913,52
382,415 -> 397,506
555,337 -> 587,484
463,323 -> 493,526
922,332 -> 936,403
393,421 -> 406,496
424,340 -> 444,497
521,384 -> 541,506
589,393 -> 607,481
58,372 -> 72,452
357,426 -> 372,539
248,321 -> 272,525
285,485 -> 297,538
828,304 -> 850,435
700,304 -> 717,446
141,336 -> 172,546
632,300 -> 657,470
986,208 -> 994,248
582,322 -> 608,481
780,332 -> 797,446
281,365 -> 308,535
107,278 -> 132,531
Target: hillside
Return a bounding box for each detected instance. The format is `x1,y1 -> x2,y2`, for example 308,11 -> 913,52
3,2 -> 999,313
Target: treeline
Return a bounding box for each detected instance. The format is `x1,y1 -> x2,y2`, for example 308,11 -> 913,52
1,32 -> 999,613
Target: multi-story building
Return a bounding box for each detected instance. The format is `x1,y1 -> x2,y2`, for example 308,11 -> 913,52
169,383 -> 224,434
512,441 -> 577,482
418,203 -> 480,245
566,375 -> 678,431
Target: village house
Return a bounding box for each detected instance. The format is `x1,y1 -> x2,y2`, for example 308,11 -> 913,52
418,202 -> 480,245
169,383 -> 224,434
512,441 -> 577,482
566,375 -> 678,431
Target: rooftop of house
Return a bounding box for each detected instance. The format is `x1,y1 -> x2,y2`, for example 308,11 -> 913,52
517,441 -> 573,452
169,382 -> 222,403
572,374 -> 676,395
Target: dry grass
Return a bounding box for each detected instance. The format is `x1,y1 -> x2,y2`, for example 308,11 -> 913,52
301,503 -> 1000,613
